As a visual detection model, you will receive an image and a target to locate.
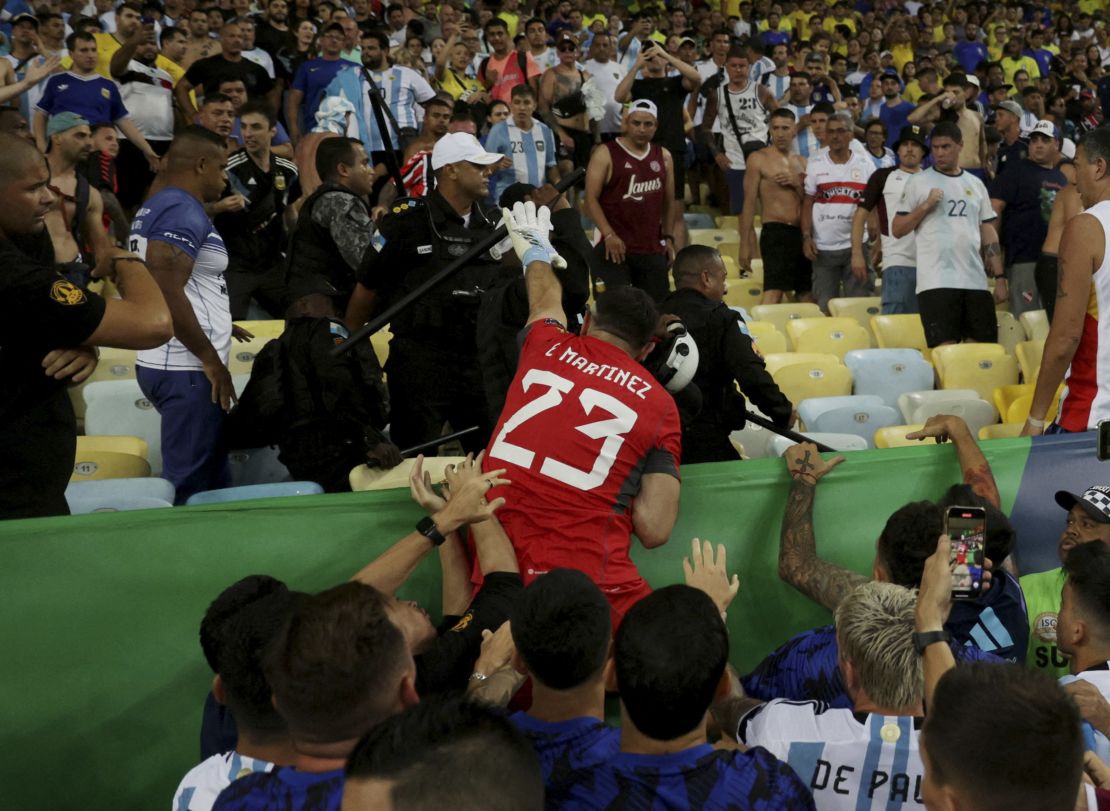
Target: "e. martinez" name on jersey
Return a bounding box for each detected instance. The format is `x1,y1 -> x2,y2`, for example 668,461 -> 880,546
545,342 -> 654,399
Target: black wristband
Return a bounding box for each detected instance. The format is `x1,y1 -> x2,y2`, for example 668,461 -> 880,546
416,515 -> 446,546
912,629 -> 950,655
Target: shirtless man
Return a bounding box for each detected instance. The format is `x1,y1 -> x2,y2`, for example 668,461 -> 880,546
1037,183 -> 1083,321
539,34 -> 594,188
739,108 -> 812,304
181,7 -> 219,70
43,113 -> 112,273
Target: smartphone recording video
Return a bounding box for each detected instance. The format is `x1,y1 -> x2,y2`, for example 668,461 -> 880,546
945,506 -> 986,600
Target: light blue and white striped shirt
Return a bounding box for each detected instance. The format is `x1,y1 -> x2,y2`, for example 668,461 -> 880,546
485,119 -> 557,205
784,102 -> 819,157
349,65 -> 436,152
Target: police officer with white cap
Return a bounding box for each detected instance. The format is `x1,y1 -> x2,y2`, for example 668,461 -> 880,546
346,132 -> 518,453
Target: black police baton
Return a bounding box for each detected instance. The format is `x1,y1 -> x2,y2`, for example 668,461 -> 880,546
742,409 -> 838,454
333,167 -> 586,356
399,426 -> 480,458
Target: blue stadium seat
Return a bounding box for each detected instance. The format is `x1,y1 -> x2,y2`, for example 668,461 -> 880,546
809,403 -> 903,448
228,446 -> 293,486
684,211 -> 716,229
770,433 -> 869,456
185,481 -> 325,505
797,394 -> 886,431
844,348 -> 935,410
65,478 -> 175,514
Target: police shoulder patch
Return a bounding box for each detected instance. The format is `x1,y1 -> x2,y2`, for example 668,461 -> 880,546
51,279 -> 86,306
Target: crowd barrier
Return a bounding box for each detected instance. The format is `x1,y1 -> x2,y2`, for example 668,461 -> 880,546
1,432 -> 1100,808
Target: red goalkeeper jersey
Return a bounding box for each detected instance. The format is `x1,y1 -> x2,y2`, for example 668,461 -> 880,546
483,320 -> 682,593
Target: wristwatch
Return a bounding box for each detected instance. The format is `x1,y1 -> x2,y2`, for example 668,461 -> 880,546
416,516 -> 446,546
912,629 -> 951,655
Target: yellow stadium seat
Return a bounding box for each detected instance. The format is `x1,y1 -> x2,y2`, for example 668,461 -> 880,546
689,229 -> 737,247
763,352 -> 843,376
745,321 -> 788,355
76,435 -> 149,460
234,319 -> 285,339
1020,309 -> 1050,341
931,343 -> 1006,381
227,334 -> 273,375
370,327 -> 392,369
828,297 -> 881,344
71,451 -> 151,482
718,241 -> 741,264
933,349 -> 1018,403
1004,386 -> 1062,425
979,423 -> 1023,440
1016,339 -> 1044,383
874,425 -> 939,449
724,282 -> 764,312
751,303 -> 824,349
786,317 -> 872,360
870,314 -> 932,362
993,384 -> 1033,422
721,255 -> 740,278
996,310 -> 1025,356
349,456 -> 467,492
764,353 -> 852,404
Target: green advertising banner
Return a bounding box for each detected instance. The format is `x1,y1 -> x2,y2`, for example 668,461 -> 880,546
1,440 -> 1032,809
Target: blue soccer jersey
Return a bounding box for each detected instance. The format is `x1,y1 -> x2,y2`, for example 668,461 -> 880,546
35,70 -> 128,124
549,743 -> 815,810
212,767 -> 343,811
510,712 -> 620,791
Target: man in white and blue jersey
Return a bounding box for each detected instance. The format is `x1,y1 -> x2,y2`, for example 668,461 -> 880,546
132,127 -> 236,503
729,583 -> 926,810
324,28 -> 435,167
783,74 -> 824,158
760,42 -> 792,101
484,83 -> 559,205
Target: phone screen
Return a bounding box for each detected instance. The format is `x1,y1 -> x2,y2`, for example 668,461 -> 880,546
1098,419 -> 1110,461
945,507 -> 986,600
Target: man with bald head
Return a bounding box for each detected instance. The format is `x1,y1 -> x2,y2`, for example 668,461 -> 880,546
0,134 -> 172,519
132,126 -> 239,503
176,19 -> 277,118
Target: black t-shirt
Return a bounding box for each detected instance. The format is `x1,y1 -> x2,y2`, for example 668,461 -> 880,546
630,75 -> 688,154
254,18 -> 295,61
0,238 -> 106,518
186,54 -> 274,98
996,136 -> 1029,177
215,149 -> 300,272
989,158 -> 1067,264
415,571 -> 523,695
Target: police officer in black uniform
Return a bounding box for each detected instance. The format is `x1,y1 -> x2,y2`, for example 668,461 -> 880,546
285,137 -> 377,315
346,132 -> 515,453
661,244 -> 794,463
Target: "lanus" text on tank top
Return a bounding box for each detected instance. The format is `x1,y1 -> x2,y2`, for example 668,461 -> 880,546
622,174 -> 663,202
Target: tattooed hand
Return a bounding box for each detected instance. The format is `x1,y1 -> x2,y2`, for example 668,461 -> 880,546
783,442 -> 845,485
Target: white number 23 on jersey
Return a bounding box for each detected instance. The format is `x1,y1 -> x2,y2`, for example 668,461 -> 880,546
489,369 -> 639,491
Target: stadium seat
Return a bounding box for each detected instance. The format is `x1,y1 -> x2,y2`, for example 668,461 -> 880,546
185,481 -> 325,505
721,255 -> 740,278
993,384 -> 1033,423
979,423 -> 1023,441
797,394 -> 886,430
804,404 -> 901,448
724,281 -> 764,312
684,211 -> 716,229
996,311 -> 1025,357
1015,339 -> 1044,383
751,303 -> 824,349
897,389 -> 981,423
688,229 -> 735,247
769,432 -> 869,456
744,320 -> 787,355
786,317 -> 871,360
1020,309 -> 1050,341
83,379 -> 164,475
350,456 -> 468,491
227,334 -> 273,375
763,352 -> 843,377
844,348 -> 934,410
228,446 -> 293,486
874,425 -> 939,449
765,357 -> 853,404
234,319 -> 285,339
370,327 -> 392,369
932,345 -> 1018,402
71,451 -> 151,482
1001,386 -> 1062,425
871,314 -> 932,362
718,241 -> 740,264
69,347 -> 139,427
828,297 -> 881,343
76,435 -> 149,460
65,478 -> 174,514
907,396 -> 999,438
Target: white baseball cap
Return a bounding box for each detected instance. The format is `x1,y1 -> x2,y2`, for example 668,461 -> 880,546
625,98 -> 658,119
1029,119 -> 1061,141
431,132 -> 503,171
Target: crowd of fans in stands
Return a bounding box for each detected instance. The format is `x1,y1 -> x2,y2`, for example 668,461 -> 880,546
6,0 -> 1110,807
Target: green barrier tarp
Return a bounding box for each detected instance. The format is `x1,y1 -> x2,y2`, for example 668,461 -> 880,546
0,439 -> 1030,809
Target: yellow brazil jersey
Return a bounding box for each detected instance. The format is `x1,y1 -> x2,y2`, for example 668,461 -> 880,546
823,16 -> 857,34
790,10 -> 815,40
497,11 -> 519,38
86,32 -> 183,85
891,42 -> 914,72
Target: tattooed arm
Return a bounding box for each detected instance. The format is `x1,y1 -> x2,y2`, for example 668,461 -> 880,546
778,443 -> 865,612
906,415 -> 1000,508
